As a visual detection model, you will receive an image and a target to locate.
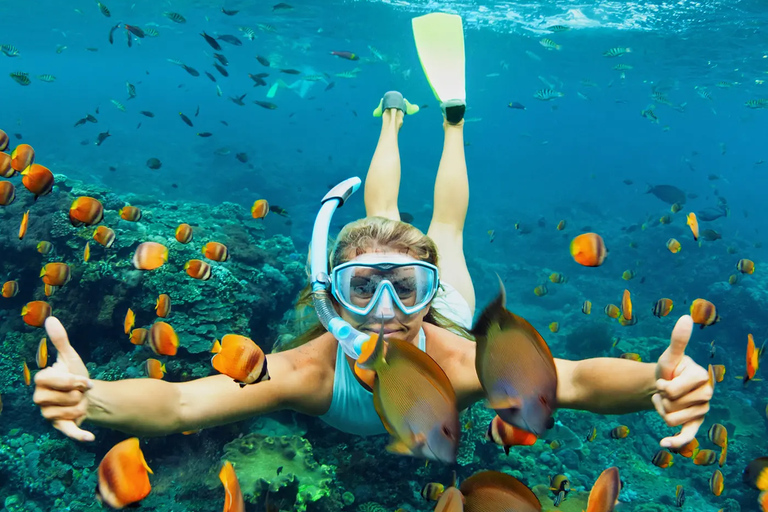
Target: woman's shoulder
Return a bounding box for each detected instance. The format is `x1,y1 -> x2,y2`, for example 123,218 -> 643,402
423,322 -> 475,364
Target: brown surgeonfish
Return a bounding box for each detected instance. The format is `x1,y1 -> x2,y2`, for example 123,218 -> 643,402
433,485 -> 463,512
97,437 -> 153,509
69,197 -> 104,226
219,461 -> 245,512
471,279 -> 557,436
356,327 -> 460,463
585,467 -> 621,512
459,470 -> 540,512
211,334 -> 269,386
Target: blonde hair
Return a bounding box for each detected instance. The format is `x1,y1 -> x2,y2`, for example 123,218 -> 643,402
275,217 -> 470,351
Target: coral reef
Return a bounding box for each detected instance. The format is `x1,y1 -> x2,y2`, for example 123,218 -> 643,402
221,434 -> 335,512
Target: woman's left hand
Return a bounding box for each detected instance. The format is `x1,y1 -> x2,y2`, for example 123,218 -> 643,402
652,315 -> 713,449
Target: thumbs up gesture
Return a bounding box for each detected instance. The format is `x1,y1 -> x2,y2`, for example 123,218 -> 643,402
32,317 -> 95,442
652,315 -> 713,449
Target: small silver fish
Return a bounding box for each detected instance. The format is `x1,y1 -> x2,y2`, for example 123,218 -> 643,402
603,47 -> 631,57
533,89 -> 564,101
37,74 -> 57,83
110,99 -> 126,111
144,27 -> 159,37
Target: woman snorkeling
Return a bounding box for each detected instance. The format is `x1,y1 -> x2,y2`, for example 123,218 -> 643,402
33,89 -> 712,453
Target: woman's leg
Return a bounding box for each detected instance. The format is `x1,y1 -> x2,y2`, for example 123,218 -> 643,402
364,108 -> 404,222
427,119 -> 474,313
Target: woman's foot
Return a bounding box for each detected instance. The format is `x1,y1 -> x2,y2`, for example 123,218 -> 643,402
441,99 -> 466,125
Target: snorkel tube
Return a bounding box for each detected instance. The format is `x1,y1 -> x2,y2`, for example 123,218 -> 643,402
310,177 -> 370,360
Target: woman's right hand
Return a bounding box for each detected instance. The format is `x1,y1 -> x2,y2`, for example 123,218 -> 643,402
33,317 -> 95,442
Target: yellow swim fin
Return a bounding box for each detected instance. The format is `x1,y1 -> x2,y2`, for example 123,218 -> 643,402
412,13 -> 466,107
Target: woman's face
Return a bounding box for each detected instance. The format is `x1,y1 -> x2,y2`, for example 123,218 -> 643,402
336,251 -> 431,345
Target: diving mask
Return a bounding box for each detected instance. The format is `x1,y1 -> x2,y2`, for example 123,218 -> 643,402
331,260 -> 440,316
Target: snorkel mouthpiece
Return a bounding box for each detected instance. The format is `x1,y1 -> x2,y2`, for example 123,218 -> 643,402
310,177 -> 370,359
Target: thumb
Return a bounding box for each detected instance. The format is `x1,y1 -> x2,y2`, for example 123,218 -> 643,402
657,315 -> 693,380
45,317 -> 89,378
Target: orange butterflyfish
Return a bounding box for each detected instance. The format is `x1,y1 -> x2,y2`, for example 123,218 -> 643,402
745,333 -> 759,385
119,205 -> 142,222
671,437 -> 699,458
582,300 -> 592,314
129,328 -> 148,346
719,443 -> 728,468
549,272 -> 566,283
709,469 -> 724,496
2,280 -> 19,298
124,308 -> 135,335
44,283 -> 56,297
619,352 -> 641,361
211,334 -> 269,386
737,258 -> 756,274
459,470 -> 541,512
210,339 -> 222,353
548,322 -> 559,333
621,269 -> 635,281
556,220 -> 566,230
10,143 -> 34,172
0,180 -> 15,205
651,450 -> 674,468
37,241 -> 53,254
621,289 -> 632,320
175,223 -> 193,244
486,415 -> 537,454
84,242 -> 91,262
728,274 -> 739,285
36,337 -> 48,368
743,457 -> 768,491
604,304 -> 620,319
132,242 -> 168,270
23,361 -> 31,385
0,129 -> 7,151
533,284 -> 548,297
148,321 -> 179,356
155,294 -> 171,318
686,212 -> 699,241
96,437 -> 153,509
21,300 -> 51,327
666,238 -> 681,253
585,426 -> 598,442
610,425 -> 629,439
18,210 -> 29,240
421,482 -> 446,501
570,233 -> 607,267
433,486 -> 463,512
251,199 -> 269,219
707,364 -> 716,389
144,359 -> 166,379
219,461 -> 245,512
761,491 -> 768,512
652,298 -> 673,317
93,226 -> 116,248
690,298 -> 719,328
21,163 -> 54,199
707,423 -> 728,448
693,449 -> 718,466
185,259 -> 212,280
69,197 -> 104,227
40,262 -> 71,287
202,241 -> 229,262
618,313 -> 638,327
585,466 -> 620,512
711,364 -> 726,382
0,152 -> 12,178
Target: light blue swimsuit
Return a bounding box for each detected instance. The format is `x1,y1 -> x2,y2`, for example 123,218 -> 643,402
318,281 -> 473,436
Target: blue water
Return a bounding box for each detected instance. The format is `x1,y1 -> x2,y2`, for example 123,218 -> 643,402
2,0 -> 768,510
